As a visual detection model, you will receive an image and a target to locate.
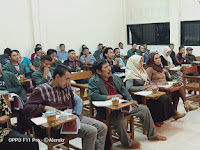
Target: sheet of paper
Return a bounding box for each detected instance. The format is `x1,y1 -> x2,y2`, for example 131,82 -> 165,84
158,82 -> 173,88
31,117 -> 47,125
92,99 -> 128,107
134,91 -> 152,96
169,66 -> 181,71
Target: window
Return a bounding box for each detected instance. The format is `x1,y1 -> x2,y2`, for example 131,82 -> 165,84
127,23 -> 170,45
181,21 -> 200,46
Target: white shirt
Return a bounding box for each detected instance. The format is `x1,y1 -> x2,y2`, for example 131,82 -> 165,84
119,48 -> 127,56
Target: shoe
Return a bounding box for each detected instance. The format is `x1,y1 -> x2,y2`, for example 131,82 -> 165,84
131,140 -> 141,149
154,122 -> 162,127
184,101 -> 198,112
148,135 -> 167,141
173,112 -> 186,120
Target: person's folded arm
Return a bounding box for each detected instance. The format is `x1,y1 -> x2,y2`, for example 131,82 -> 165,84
126,79 -> 145,93
88,79 -> 107,101
22,88 -> 45,118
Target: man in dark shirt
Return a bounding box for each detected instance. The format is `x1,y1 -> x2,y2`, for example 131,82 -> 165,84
103,47 -> 121,73
185,47 -> 200,75
185,47 -> 196,63
175,45 -> 190,65
63,49 -> 88,84
22,65 -> 107,150
169,43 -> 177,65
0,48 -> 11,66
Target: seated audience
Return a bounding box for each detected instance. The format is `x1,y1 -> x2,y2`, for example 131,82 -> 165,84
18,51 -> 36,77
0,95 -> 39,150
144,44 -> 150,54
80,47 -> 96,65
22,65 -> 107,150
63,50 -> 84,72
185,47 -> 200,75
33,47 -> 43,69
175,45 -> 190,65
47,49 -> 62,71
79,44 -> 88,58
93,43 -> 103,60
169,43 -> 177,65
0,48 -> 11,66
127,43 -> 139,59
31,44 -> 42,63
57,43 -> 68,62
89,60 -> 167,149
185,47 -> 197,63
103,47 -> 121,73
114,48 -> 126,67
2,50 -> 26,77
32,55 -> 53,86
145,53 -> 198,112
63,49 -> 88,84
161,47 -> 183,82
32,55 -> 82,115
125,55 -> 185,127
99,46 -> 106,60
119,42 -> 127,56
137,45 -> 148,63
0,63 -> 27,101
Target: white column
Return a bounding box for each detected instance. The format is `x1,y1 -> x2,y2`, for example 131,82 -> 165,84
169,0 -> 181,52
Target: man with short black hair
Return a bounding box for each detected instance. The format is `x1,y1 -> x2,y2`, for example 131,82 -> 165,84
33,47 -> 43,69
114,48 -> 126,67
118,42 -> 127,56
57,44 -> 68,62
103,47 -> 121,73
2,50 -> 26,77
89,60 -> 167,149
127,43 -> 139,59
63,49 -> 84,72
80,47 -> 96,65
93,43 -> 103,60
144,44 -> 150,54
32,55 -> 53,86
138,45 -> 148,62
22,65 -> 107,150
0,48 -> 12,66
47,49 -> 62,71
169,43 -> 177,65
175,45 -> 190,65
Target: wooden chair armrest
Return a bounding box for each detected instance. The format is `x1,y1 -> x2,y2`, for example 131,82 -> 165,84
183,75 -> 200,80
70,83 -> 88,89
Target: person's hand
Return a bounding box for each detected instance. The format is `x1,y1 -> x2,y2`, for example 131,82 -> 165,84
145,85 -> 151,91
170,65 -> 175,68
114,94 -> 123,99
44,67 -> 50,75
87,54 -> 90,57
130,100 -> 138,108
158,82 -> 168,85
115,58 -> 120,65
44,106 -> 61,115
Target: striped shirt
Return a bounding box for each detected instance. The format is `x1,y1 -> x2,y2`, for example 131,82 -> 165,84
23,81 -> 75,118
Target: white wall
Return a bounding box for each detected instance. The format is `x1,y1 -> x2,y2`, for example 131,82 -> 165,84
0,0 -> 35,57
0,0 -> 124,58
124,0 -> 200,56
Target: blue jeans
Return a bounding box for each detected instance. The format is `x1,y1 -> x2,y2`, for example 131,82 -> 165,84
73,94 -> 83,115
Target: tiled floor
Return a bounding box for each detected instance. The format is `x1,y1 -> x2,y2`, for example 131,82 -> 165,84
36,100 -> 200,150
